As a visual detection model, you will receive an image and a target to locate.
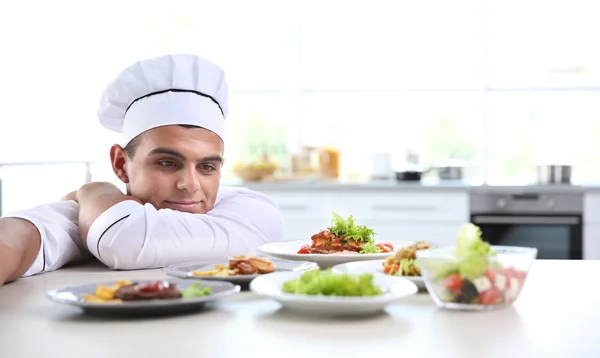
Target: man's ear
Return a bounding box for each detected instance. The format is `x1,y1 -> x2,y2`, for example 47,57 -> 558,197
110,145 -> 130,184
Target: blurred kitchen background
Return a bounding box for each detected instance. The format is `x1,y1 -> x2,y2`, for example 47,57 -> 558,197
1,0 -> 599,215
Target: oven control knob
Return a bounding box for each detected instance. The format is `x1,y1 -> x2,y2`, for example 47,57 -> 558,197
496,198 -> 508,208
546,199 -> 556,208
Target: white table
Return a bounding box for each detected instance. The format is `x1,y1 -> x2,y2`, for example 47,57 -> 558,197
0,260 -> 598,358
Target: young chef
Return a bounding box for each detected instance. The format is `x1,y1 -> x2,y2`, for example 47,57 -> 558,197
0,54 -> 284,286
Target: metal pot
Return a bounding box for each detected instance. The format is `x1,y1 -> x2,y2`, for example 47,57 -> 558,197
537,165 -> 572,185
434,158 -> 466,180
437,166 -> 464,180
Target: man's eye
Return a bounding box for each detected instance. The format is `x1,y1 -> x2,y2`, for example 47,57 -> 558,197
158,160 -> 176,167
201,164 -> 216,171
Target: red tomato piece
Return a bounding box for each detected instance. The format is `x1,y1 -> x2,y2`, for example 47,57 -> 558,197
479,287 -> 502,305
445,273 -> 463,291
297,245 -> 311,254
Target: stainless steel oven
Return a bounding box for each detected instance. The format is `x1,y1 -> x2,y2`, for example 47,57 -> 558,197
469,191 -> 583,259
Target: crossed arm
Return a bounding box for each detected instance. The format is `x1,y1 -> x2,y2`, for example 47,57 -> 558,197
0,183 -> 123,285
0,182 -> 284,286
76,182 -> 142,246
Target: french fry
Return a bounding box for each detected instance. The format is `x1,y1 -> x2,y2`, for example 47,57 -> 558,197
192,269 -> 220,276
82,280 -> 133,303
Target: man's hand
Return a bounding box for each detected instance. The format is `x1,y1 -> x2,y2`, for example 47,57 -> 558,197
60,190 -> 78,202
77,182 -> 142,245
0,218 -> 41,287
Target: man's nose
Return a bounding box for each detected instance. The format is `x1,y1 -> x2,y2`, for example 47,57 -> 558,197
176,166 -> 201,192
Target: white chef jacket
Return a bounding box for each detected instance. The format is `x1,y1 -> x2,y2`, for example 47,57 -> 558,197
4,186 -> 284,276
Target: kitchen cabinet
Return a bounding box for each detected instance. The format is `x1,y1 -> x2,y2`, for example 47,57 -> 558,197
258,188 -> 469,246
584,224 -> 600,260
584,193 -> 600,223
584,193 -> 600,260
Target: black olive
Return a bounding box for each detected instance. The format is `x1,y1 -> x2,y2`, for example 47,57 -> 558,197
455,279 -> 478,303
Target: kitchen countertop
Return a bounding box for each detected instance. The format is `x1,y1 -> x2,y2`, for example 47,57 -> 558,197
0,260 -> 597,358
224,178 -> 597,193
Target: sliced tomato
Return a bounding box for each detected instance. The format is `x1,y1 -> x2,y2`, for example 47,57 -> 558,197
445,273 -> 463,291
376,243 -> 394,252
297,245 -> 311,254
479,287 -> 502,305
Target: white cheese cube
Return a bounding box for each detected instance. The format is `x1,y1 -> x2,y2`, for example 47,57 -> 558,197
494,274 -> 506,290
472,277 -> 492,292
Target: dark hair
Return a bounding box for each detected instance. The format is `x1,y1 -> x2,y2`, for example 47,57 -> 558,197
124,124 -> 201,158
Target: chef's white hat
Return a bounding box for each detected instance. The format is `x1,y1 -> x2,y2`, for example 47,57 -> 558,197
97,54 -> 228,146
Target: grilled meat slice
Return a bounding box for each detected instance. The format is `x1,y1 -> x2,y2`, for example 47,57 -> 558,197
309,229 -> 364,253
229,255 -> 276,274
114,281 -> 182,301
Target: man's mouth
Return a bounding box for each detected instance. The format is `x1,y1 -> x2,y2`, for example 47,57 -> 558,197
164,201 -> 202,211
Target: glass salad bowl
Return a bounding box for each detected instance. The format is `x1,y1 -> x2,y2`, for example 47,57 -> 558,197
416,245 -> 537,310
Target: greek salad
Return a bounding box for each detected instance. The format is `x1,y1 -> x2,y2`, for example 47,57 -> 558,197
424,224 -> 529,306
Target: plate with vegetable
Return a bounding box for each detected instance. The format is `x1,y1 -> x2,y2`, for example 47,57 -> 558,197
164,255 -> 318,284
257,212 -> 415,268
416,223 -> 537,310
249,269 -> 418,316
46,278 -> 240,316
331,241 -> 432,290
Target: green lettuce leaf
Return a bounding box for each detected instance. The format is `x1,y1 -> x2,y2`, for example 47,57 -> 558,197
328,212 -> 375,242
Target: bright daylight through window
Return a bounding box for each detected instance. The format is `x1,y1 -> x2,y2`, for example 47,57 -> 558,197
0,0 -> 599,215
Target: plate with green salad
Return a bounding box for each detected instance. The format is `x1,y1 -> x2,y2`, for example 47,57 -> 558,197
249,269 -> 418,316
257,212 -> 415,268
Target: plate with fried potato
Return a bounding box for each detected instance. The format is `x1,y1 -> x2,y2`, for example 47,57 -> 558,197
46,278 -> 240,316
163,255 -> 318,284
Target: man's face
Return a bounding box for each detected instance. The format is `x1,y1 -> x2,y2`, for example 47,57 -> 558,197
110,125 -> 224,214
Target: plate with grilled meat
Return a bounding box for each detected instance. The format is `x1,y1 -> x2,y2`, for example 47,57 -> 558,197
331,241 -> 433,290
163,255 -> 318,284
257,212 -> 415,268
46,278 -> 240,316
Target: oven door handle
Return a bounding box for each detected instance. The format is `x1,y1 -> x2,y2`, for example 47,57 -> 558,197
473,216 -> 580,225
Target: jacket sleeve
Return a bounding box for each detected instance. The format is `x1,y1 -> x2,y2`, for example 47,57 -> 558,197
4,200 -> 90,276
85,187 -> 284,270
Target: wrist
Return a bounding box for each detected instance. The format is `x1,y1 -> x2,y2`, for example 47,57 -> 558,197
77,182 -> 123,200
0,242 -> 21,285
0,218 -> 41,285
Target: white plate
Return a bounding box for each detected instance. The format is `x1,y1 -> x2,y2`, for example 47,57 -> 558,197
163,257 -> 318,284
46,278 -> 240,317
249,271 -> 418,317
331,259 -> 426,291
257,240 -> 415,268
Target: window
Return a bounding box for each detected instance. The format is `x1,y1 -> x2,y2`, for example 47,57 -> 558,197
487,91 -> 600,185
1,0 -> 599,214
302,92 -> 484,180
487,0 -> 600,89
222,93 -> 298,180
301,1 -> 485,91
